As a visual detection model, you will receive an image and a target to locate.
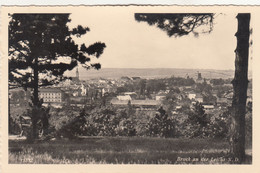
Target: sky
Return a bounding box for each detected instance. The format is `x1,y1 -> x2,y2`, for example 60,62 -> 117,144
63,8 -> 252,76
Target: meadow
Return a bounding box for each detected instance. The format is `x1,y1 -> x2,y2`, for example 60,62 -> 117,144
9,137 -> 252,164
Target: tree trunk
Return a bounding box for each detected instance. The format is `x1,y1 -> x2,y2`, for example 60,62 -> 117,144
230,13 -> 250,163
33,57 -> 39,106
31,56 -> 39,140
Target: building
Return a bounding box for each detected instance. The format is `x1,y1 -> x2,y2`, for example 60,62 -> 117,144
81,84 -> 87,96
124,92 -> 138,99
39,88 -> 64,103
110,99 -> 161,110
155,93 -> 166,101
216,96 -> 228,104
202,104 -> 214,110
71,68 -> 80,83
196,72 -> 204,83
188,92 -> 196,100
195,93 -> 203,103
117,95 -> 132,101
202,104 -> 215,113
72,89 -> 81,97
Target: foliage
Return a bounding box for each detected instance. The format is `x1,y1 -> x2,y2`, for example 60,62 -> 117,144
138,79 -> 146,96
116,83 -> 135,94
184,102 -> 210,137
210,78 -> 225,85
115,118 -> 137,136
146,79 -> 166,94
173,104 -> 230,139
208,109 -> 230,139
9,14 -> 106,90
53,103 -> 233,140
213,85 -> 232,98
49,106 -> 79,131
66,107 -> 119,137
162,91 -> 177,113
9,13 -> 106,140
195,82 -> 212,94
9,117 -> 21,135
203,94 -> 217,104
146,107 -> 175,138
168,76 -> 195,86
10,103 -> 51,140
135,13 -> 214,37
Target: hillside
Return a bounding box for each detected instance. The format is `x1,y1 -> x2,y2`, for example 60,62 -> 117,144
72,68 -> 252,80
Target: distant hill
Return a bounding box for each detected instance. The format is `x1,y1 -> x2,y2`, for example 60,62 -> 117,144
75,68 -> 252,80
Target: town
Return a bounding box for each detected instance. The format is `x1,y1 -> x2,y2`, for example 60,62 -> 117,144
9,68 -> 252,115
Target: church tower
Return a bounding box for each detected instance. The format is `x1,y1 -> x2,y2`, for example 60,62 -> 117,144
76,68 -> 79,80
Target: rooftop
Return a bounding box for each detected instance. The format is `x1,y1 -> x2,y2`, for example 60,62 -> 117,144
39,88 -> 63,93
111,99 -> 161,106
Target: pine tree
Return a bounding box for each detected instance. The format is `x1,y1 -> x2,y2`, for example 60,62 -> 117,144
9,13 -> 106,139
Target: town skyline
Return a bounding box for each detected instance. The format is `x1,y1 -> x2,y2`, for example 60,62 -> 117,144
65,67 -> 253,82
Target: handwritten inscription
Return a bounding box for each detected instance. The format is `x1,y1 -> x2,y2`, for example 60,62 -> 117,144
176,156 -> 239,163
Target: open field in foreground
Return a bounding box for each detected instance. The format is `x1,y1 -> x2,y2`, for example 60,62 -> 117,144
9,137 -> 252,164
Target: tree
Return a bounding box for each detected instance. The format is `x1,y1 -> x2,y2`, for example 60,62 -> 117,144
210,78 -> 225,85
9,14 -> 106,139
135,13 -> 251,163
229,14 -> 250,163
162,90 -> 177,113
138,79 -> 146,97
135,13 -> 213,37
146,79 -> 166,93
187,102 -> 209,137
147,107 -> 175,137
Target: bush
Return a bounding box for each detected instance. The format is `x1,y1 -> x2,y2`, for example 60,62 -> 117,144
207,110 -> 229,139
115,118 -> 137,136
9,116 -> 21,135
53,103 -> 232,140
146,107 -> 175,138
49,106 -> 79,131
79,107 -> 119,136
173,103 -> 230,139
185,102 -> 210,138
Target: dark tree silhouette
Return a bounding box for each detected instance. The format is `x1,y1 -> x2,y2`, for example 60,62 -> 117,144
9,14 -> 106,139
188,102 -> 209,137
135,13 -> 213,37
229,13 -> 250,163
135,13 -> 251,163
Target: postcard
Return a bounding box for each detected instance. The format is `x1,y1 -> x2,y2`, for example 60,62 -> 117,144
1,5 -> 260,173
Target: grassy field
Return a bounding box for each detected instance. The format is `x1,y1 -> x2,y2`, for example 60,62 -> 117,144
9,137 -> 251,164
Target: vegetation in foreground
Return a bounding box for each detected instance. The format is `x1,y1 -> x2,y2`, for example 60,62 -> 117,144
9,137 -> 252,164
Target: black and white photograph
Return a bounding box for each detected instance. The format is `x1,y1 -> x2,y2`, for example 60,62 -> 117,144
1,6 -> 258,170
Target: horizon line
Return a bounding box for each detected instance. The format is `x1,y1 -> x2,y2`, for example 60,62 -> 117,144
83,67 -> 237,71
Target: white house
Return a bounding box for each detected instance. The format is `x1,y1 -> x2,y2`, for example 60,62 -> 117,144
117,95 -> 132,101
188,93 -> 196,100
39,88 -> 64,103
155,94 -> 166,101
195,93 -> 203,103
202,104 -> 214,110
